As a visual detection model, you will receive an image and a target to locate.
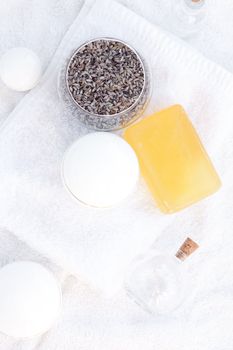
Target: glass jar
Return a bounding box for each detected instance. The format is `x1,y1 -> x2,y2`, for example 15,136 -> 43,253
58,38 -> 151,131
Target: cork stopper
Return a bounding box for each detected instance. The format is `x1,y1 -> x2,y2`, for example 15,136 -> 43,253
175,237 -> 199,261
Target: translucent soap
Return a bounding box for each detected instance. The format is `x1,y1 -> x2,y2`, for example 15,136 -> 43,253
124,105 -> 221,213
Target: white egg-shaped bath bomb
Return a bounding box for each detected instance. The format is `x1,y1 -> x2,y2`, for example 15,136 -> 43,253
0,47 -> 42,91
62,132 -> 139,207
0,261 -> 62,338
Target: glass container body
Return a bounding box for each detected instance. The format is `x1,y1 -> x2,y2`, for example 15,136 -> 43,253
171,0 -> 206,38
125,253 -> 188,315
58,38 -> 151,131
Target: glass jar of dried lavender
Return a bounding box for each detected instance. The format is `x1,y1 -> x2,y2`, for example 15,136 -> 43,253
58,38 -> 150,131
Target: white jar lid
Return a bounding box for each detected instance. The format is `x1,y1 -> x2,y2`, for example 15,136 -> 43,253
62,132 -> 139,207
0,261 -> 62,338
0,47 -> 42,91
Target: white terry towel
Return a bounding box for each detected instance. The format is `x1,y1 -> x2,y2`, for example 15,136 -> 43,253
0,0 -> 232,294
0,0 -> 84,125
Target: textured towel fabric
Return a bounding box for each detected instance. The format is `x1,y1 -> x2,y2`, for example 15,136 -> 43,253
0,0 -> 84,124
119,0 -> 233,73
2,0 -> 233,125
1,0 -> 233,349
0,0 -> 233,293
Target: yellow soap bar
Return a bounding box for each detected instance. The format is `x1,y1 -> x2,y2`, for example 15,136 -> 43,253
124,105 -> 221,213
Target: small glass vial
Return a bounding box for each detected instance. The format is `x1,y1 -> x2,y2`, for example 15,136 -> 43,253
170,0 -> 206,38
125,238 -> 199,315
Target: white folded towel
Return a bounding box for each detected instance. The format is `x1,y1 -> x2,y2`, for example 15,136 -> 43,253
0,0 -> 232,295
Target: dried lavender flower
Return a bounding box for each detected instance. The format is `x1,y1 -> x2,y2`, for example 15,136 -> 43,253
66,39 -> 145,116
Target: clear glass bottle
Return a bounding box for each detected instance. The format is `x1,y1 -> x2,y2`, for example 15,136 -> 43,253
125,238 -> 199,315
170,0 -> 206,38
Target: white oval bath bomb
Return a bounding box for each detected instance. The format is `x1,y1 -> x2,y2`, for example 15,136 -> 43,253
0,261 -> 62,338
63,132 -> 139,207
0,47 -> 42,91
